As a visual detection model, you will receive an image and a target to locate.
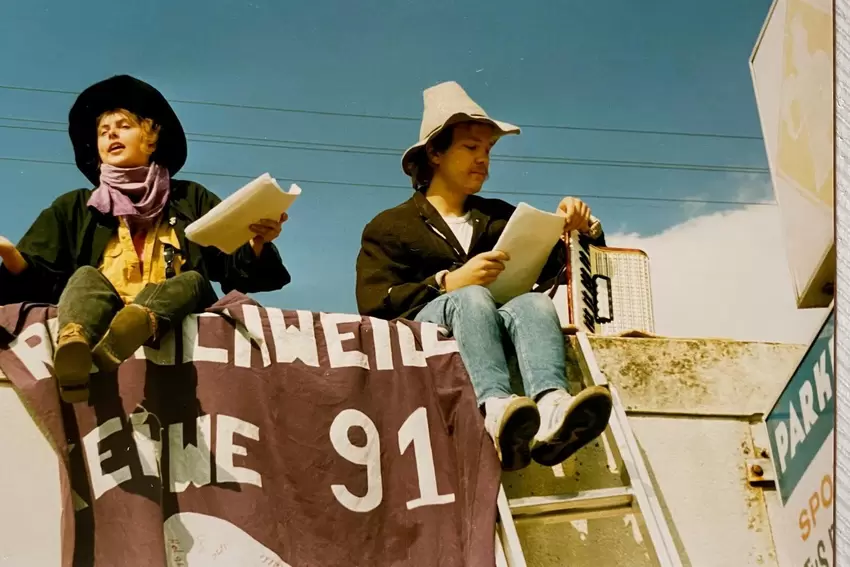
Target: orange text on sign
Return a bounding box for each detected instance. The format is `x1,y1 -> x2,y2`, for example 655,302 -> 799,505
799,473 -> 833,541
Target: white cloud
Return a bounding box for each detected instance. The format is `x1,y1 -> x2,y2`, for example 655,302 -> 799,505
607,204 -> 828,344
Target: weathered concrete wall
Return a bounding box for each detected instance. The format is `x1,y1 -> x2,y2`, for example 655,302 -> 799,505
0,381 -> 62,566
587,337 -> 807,416
502,336 -> 807,567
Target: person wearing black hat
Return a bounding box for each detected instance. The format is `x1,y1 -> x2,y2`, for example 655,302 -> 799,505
0,75 -> 291,403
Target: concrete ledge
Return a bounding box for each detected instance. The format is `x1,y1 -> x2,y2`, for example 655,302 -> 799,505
571,337 -> 806,417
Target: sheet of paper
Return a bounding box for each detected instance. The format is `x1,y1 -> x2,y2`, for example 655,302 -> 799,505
487,202 -> 565,304
185,173 -> 301,254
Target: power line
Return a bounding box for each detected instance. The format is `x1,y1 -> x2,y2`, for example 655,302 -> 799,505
0,118 -> 771,175
0,155 -> 776,207
0,83 -> 764,141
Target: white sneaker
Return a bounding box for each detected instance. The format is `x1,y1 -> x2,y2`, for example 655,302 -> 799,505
531,386 -> 613,466
483,395 -> 540,472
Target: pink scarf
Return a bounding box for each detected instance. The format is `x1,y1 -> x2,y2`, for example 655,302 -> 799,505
87,162 -> 171,228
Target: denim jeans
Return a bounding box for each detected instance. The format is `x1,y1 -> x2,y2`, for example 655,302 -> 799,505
57,266 -> 214,345
415,285 -> 567,406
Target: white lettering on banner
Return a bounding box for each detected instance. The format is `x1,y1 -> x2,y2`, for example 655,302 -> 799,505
329,407 -> 456,513
216,415 -> 262,487
130,411 -> 162,479
83,417 -> 132,499
73,407 -> 456,515
235,305 -> 271,369
75,413 -> 263,507
369,317 -> 394,371
266,308 -> 319,367
398,407 -> 456,510
169,415 -> 213,493
9,321 -> 54,380
329,409 -> 383,513
419,322 -> 460,357
9,312 -> 458,377
322,313 -> 369,370
183,314 -> 228,364
397,323 -> 427,368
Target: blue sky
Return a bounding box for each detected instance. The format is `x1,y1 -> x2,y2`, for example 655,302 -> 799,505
0,0 -> 775,313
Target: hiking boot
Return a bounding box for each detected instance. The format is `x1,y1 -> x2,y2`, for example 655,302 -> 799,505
483,395 -> 541,472
92,304 -> 157,373
53,323 -> 93,404
531,386 -> 613,467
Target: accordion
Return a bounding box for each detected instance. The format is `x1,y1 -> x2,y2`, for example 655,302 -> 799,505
548,231 -> 656,336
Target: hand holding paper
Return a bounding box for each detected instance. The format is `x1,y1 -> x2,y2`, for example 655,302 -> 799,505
185,173 -> 301,254
248,212 -> 288,255
444,250 -> 510,291
485,202 -> 565,304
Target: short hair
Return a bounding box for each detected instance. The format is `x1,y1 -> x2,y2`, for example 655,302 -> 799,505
96,109 -> 161,158
409,125 -> 456,192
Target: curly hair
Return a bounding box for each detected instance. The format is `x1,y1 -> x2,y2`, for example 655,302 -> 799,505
96,108 -> 161,159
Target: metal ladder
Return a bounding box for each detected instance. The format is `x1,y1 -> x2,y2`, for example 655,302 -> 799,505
494,332 -> 684,567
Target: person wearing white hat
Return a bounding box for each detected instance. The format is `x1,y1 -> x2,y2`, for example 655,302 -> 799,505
355,81 -> 613,471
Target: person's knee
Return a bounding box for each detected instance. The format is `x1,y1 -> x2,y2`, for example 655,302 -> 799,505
181,270 -> 205,286
515,292 -> 559,316
67,265 -> 103,287
72,265 -> 100,279
452,285 -> 496,310
180,270 -> 216,308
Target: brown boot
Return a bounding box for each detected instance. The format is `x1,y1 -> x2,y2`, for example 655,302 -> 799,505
54,323 -> 93,404
92,305 -> 157,373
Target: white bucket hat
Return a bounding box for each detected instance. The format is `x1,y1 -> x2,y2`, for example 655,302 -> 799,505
401,81 -> 520,176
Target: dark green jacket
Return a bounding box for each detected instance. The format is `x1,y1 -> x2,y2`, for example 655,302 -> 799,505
0,179 -> 291,305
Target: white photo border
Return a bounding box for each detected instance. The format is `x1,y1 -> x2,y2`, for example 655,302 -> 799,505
835,0 -> 848,564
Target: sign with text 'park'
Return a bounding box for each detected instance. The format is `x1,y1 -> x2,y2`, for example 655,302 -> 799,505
765,307 -> 834,566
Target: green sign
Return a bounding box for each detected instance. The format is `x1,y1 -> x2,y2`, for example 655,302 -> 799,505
765,309 -> 834,504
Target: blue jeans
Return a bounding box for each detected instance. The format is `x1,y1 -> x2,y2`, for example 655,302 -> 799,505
415,285 -> 567,406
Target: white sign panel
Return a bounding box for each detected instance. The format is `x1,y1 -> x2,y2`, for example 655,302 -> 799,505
749,0 -> 835,308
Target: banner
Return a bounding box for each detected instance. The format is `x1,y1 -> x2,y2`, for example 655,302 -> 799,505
0,293 -> 500,567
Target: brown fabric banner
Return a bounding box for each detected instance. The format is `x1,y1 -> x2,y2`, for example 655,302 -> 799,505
0,293 -> 500,567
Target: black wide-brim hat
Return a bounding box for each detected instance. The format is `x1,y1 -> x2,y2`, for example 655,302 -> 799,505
68,75 -> 187,186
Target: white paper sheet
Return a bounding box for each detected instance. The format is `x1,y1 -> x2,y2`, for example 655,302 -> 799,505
486,202 -> 565,304
185,173 -> 301,254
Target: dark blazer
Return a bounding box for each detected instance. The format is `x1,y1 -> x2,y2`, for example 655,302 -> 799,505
0,179 -> 291,305
355,191 -> 605,320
